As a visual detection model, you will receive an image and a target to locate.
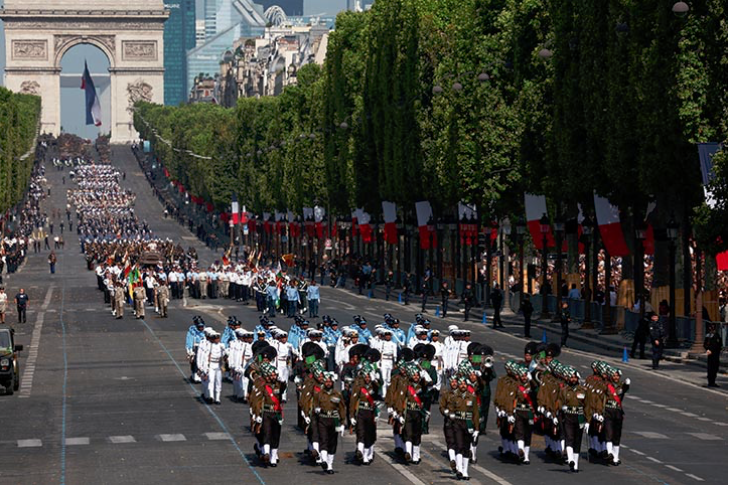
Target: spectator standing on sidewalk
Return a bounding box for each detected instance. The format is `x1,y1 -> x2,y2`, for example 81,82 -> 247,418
421,274 -> 431,313
490,284 -> 504,329
384,270 -> 394,301
648,313 -> 665,369
560,301 -> 571,346
48,251 -> 57,274
461,283 -> 475,322
403,272 -> 413,305
567,283 -> 580,300
630,312 -> 649,360
704,323 -> 724,387
14,288 -> 29,324
440,281 -> 450,318
520,297 -> 534,338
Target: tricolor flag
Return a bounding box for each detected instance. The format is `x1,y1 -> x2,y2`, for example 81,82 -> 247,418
81,61 -> 102,127
231,194 -> 240,224
314,206 -> 326,239
382,201 -> 398,244
524,193 -> 555,250
415,201 -> 436,249
357,209 -> 373,243
593,193 -> 630,256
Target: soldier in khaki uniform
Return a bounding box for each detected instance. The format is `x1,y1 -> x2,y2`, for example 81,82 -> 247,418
250,361 -> 283,468
392,363 -> 428,465
585,361 -> 607,459
350,363 -> 380,465
559,366 -> 587,472
298,348 -> 326,465
601,365 -> 630,466
156,278 -> 170,317
314,372 -> 346,474
133,284 -> 146,319
386,350 -> 413,456
114,281 -> 126,319
450,376 -> 480,480
440,376 -> 460,472
494,362 -> 518,459
537,358 -> 564,460
508,362 -> 535,465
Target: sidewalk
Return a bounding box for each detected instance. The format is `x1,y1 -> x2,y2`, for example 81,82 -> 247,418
343,281 -> 728,373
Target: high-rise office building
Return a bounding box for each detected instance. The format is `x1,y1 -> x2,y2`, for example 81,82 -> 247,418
254,0 -> 303,16
164,1 -> 197,105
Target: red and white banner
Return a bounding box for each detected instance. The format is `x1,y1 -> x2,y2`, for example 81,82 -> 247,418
593,194 -> 630,256
525,193 -> 555,250
357,208 -> 373,243
458,202 -> 479,245
231,198 -> 240,225
314,206 -> 326,239
382,201 -> 398,245
415,201 -> 436,250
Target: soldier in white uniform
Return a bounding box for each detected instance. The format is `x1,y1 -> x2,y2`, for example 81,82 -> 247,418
376,328 -> 397,396
274,330 -> 296,402
230,328 -> 255,402
196,328 -> 215,401
198,330 -> 226,404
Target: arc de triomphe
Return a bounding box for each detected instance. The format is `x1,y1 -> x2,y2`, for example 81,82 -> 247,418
1,1 -> 168,143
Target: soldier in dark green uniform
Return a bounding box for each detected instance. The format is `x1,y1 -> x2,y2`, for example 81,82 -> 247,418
314,372 -> 346,474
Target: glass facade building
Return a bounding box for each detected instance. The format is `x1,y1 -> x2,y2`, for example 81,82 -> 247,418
164,0 -> 197,105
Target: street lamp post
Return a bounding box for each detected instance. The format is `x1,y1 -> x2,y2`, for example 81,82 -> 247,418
540,214 -> 550,319
666,215 -> 679,347
436,219 -> 445,283
554,218 -> 565,320
581,216 -> 595,329
516,217 -> 526,306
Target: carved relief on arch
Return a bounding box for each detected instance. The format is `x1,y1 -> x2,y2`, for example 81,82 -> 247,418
126,79 -> 153,112
54,34 -> 116,65
20,81 -> 41,95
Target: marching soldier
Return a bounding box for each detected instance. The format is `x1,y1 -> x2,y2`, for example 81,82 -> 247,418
494,361 -> 518,460
314,372 -> 347,474
478,345 -> 496,435
350,363 -> 381,465
298,344 -> 326,463
585,361 -> 607,459
185,317 -> 206,383
451,376 -> 480,480
559,366 -> 587,472
273,330 -> 296,402
157,277 -> 170,317
510,362 -> 535,465
602,365 -> 630,466
114,280 -> 126,319
393,364 -> 428,465
386,348 -> 413,456
252,362 -> 284,467
197,330 -> 226,404
440,375 -> 460,472
537,355 -> 564,460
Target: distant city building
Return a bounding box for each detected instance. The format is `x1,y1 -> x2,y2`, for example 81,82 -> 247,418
196,18 -> 329,106
164,0 -> 197,106
255,0 -> 303,16
187,0 -> 267,95
196,19 -> 207,46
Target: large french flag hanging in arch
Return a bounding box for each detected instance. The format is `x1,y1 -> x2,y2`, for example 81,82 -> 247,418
81,61 -> 102,127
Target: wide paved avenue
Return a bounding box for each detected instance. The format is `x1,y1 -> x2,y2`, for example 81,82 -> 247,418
0,146 -> 726,485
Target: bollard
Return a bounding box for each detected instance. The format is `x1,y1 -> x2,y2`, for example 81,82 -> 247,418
482,311 -> 487,324
542,329 -> 547,343
368,290 -> 373,299
435,305 -> 440,317
398,293 -> 402,304
622,347 -> 629,363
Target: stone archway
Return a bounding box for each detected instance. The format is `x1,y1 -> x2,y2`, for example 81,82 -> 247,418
1,1 -> 168,143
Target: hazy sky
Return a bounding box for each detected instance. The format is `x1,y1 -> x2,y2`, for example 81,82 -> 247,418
0,0 -> 346,137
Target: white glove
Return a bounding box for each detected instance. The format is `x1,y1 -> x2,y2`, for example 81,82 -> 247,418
484,362 -> 493,368
561,405 -> 568,412
387,407 -> 393,415
350,417 -> 357,427
597,415 -> 604,422
425,411 -> 431,421
256,416 -> 263,424
278,418 -> 284,426
624,378 -> 631,386
507,415 -> 515,424
449,413 -> 455,420
336,425 -> 345,436
583,423 -> 590,433
592,413 -> 599,420
538,406 -> 544,414
472,431 -> 479,441
545,411 -> 552,419
552,417 -> 559,426
443,409 -> 450,416
314,407 -> 321,414
305,416 -> 311,425
526,372 -> 532,382
399,416 -> 405,425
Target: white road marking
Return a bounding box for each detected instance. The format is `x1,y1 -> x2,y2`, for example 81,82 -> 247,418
17,439 -> 42,448
158,434 -> 186,442
19,286 -> 54,398
696,417 -> 712,422
629,449 -> 645,455
686,432 -> 723,440
634,431 -> 669,439
680,412 -> 695,417
431,440 -> 510,485
204,432 -> 229,441
373,445 -> 420,484
686,474 -> 705,481
65,437 -> 90,446
664,407 -> 682,412
713,422 -> 727,426
108,436 -> 136,444
665,465 -> 683,472
646,456 -> 662,464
